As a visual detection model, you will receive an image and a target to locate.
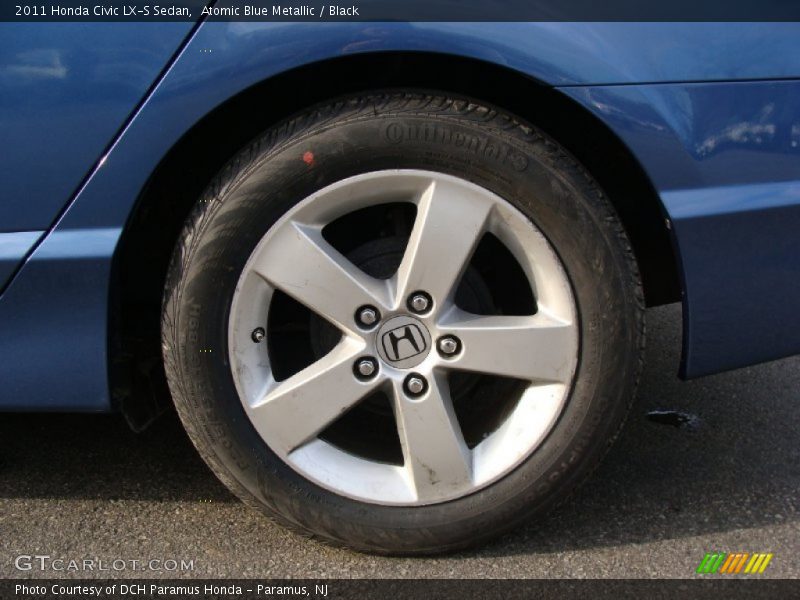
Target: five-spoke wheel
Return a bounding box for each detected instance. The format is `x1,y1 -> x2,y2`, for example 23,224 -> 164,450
229,171 -> 578,505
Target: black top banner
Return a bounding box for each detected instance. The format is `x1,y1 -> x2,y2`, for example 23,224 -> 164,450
4,0 -> 800,22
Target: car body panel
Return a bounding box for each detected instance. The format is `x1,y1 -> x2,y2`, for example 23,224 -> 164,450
1,21 -> 799,409
560,81 -> 800,191
0,231 -> 42,290
561,81 -> 800,376
0,228 -> 119,410
0,23 -> 197,289
0,23 -> 196,233
662,182 -> 800,377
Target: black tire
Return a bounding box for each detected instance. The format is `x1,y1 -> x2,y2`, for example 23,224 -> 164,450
162,92 -> 644,554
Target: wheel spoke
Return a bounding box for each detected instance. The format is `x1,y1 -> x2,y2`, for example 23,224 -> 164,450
249,339 -> 378,453
391,374 -> 472,501
252,222 -> 390,331
394,178 -> 493,306
438,309 -> 577,383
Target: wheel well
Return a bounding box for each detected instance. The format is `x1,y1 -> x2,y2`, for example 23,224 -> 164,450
111,51 -> 680,429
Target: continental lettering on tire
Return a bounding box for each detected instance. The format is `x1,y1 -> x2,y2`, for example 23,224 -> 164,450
382,122 -> 529,172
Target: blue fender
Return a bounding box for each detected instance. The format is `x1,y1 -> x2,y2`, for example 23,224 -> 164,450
2,21 -> 800,409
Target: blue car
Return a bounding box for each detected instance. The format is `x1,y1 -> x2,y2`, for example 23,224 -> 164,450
2,19 -> 799,554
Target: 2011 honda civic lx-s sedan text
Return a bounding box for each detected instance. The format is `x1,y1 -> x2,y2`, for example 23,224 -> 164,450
2,19 -> 799,553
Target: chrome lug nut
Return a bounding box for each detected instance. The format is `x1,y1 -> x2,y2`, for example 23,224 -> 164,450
356,305 -> 379,328
251,327 -> 266,343
354,357 -> 378,380
437,336 -> 460,356
408,292 -> 432,314
404,374 -> 427,397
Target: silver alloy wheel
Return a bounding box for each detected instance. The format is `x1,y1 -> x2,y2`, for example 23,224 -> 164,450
228,170 -> 578,506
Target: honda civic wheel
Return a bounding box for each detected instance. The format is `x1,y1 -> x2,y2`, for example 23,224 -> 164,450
228,170 -> 578,505
162,93 -> 644,554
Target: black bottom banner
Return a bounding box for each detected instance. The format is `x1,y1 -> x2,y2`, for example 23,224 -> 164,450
3,579 -> 798,600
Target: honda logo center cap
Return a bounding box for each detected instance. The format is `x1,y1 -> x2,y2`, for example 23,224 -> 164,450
376,315 -> 432,369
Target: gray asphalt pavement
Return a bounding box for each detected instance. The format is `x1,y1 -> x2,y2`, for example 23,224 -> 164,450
1,304 -> 798,579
